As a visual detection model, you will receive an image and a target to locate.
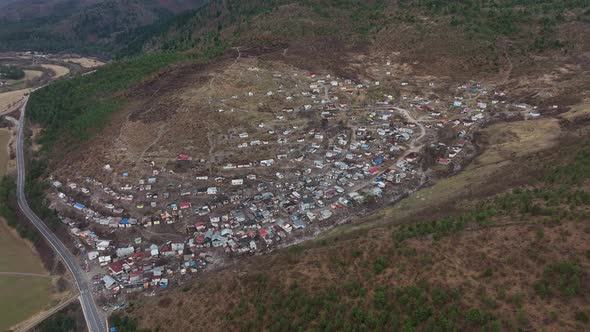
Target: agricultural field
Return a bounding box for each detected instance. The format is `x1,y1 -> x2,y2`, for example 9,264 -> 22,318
0,88 -> 30,113
23,69 -> 43,81
64,57 -> 106,68
0,220 -> 55,331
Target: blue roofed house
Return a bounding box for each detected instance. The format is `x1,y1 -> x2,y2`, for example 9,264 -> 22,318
293,220 -> 307,229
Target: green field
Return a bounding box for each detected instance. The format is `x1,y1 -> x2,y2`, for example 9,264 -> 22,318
0,217 -> 54,330
0,276 -> 53,330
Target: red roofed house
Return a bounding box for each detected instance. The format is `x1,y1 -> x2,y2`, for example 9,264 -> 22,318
258,228 -> 268,237
109,260 -> 125,276
438,157 -> 451,165
177,154 -> 191,160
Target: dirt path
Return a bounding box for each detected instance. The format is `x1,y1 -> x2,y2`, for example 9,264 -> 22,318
347,106 -> 426,194
140,122 -> 168,160
0,272 -> 53,278
142,229 -> 186,240
207,131 -> 216,175
208,47 -> 241,104
500,50 -> 513,83
394,107 -> 426,155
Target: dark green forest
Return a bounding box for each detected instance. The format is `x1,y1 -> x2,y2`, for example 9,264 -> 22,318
26,52 -> 183,150
0,65 -> 25,80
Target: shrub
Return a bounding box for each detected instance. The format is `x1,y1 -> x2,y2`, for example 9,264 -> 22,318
466,308 -> 484,325
372,256 -> 387,274
534,261 -> 582,298
373,287 -> 386,309
575,311 -> 589,323
351,248 -> 363,258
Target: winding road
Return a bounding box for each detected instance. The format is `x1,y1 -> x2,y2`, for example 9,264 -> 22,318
394,107 -> 426,155
14,96 -> 106,332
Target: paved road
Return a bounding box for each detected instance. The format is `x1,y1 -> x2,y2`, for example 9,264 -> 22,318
14,97 -> 106,332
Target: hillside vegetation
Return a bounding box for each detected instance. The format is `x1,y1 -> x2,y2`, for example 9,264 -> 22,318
145,0 -> 590,54
25,0 -> 590,155
0,65 -> 25,80
27,52 -> 183,150
0,0 -> 207,54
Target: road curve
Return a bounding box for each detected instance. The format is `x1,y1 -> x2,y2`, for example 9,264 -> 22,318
14,97 -> 106,332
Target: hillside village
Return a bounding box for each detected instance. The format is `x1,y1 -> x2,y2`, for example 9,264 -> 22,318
45,56 -> 545,307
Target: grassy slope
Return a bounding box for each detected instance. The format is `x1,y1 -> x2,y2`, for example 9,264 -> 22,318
0,277 -> 53,331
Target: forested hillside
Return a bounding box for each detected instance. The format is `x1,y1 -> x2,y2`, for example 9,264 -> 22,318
0,0 -> 207,54
27,52 -> 183,150
143,0 -> 590,53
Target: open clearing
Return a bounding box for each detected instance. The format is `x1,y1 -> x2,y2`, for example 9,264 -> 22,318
0,220 -> 47,277
3,70 -> 43,87
0,220 -> 55,331
383,119 -> 559,218
40,64 -> 70,78
0,276 -> 53,331
23,69 -> 43,80
0,88 -> 30,113
64,57 -> 105,68
560,101 -> 590,121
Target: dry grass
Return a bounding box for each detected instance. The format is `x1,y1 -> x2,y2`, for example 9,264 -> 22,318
560,102 -> 590,121
0,88 -> 30,113
41,64 -> 70,78
23,69 -> 43,81
3,70 -> 43,87
477,118 -> 560,164
64,57 -> 106,68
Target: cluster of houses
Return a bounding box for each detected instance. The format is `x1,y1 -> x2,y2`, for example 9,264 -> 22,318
48,63 -> 525,299
74,230 -> 209,293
